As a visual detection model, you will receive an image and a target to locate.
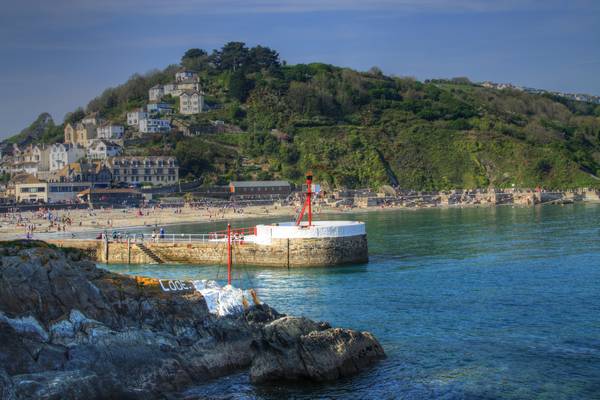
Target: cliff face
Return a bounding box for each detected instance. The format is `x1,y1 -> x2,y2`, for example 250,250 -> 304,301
0,241 -> 385,399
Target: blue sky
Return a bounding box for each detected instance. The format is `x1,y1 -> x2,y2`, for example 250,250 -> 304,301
1,0 -> 599,137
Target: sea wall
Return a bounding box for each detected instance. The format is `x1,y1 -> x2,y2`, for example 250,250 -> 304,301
47,234 -> 368,267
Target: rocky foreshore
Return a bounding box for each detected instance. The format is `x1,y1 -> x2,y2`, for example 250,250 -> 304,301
0,241 -> 385,399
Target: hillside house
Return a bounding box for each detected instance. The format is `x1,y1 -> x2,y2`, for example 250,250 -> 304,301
82,112 -> 104,126
139,118 -> 170,133
65,122 -> 97,147
76,123 -> 98,147
166,80 -> 200,97
147,102 -> 173,115
149,85 -> 165,101
87,139 -> 122,160
127,110 -> 148,126
97,123 -> 124,139
179,91 -> 204,115
175,70 -> 198,82
64,123 -> 76,144
49,143 -> 86,171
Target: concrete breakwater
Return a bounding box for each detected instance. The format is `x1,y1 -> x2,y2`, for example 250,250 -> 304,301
47,232 -> 368,267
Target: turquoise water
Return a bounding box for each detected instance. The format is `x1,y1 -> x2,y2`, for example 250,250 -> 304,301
102,204 -> 600,399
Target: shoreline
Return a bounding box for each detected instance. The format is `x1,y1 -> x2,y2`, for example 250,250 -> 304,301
1,200 -> 598,241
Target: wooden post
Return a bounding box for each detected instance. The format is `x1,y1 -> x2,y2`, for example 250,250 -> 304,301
287,238 -> 290,269
227,223 -> 232,286
127,237 -> 131,264
104,235 -> 109,263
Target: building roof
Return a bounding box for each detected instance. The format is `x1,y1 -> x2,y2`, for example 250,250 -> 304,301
12,173 -> 43,184
88,139 -> 121,149
230,180 -> 290,188
57,161 -> 108,177
180,90 -> 202,97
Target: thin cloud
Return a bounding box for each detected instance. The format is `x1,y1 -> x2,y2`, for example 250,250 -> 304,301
1,0 -> 560,17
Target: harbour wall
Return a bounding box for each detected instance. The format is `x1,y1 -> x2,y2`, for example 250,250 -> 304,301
46,235 -> 368,267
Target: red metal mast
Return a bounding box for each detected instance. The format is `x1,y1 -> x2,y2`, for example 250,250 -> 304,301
227,223 -> 232,285
295,172 -> 313,226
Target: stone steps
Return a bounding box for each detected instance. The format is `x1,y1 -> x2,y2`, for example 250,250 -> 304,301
135,243 -> 164,264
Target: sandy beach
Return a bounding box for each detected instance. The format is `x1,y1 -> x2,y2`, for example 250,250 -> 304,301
0,204 -> 298,240
0,200 -> 535,241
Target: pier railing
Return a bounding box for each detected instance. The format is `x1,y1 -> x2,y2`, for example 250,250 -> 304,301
39,231 -> 256,244
209,226 -> 257,238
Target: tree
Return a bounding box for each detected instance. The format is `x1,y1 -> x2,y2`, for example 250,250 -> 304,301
64,108 -> 85,125
216,42 -> 249,72
181,48 -> 210,72
182,48 -> 207,61
247,45 -> 280,73
228,70 -> 253,101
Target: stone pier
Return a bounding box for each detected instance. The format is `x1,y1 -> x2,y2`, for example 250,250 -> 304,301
47,234 -> 368,267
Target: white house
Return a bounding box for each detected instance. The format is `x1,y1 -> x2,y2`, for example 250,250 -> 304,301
127,110 -> 148,126
147,102 -> 173,115
81,112 -> 104,126
179,91 -> 204,115
163,83 -> 176,96
97,123 -> 124,139
149,85 -> 164,101
49,143 -> 86,171
87,140 -> 122,160
175,70 -> 198,82
32,145 -> 50,172
166,81 -> 200,97
12,162 -> 39,177
139,118 -> 170,133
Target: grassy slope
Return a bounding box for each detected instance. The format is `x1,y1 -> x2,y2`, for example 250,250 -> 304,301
5,59 -> 600,190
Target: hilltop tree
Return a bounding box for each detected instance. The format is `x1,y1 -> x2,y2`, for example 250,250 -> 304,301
247,45 -> 281,73
216,42 -> 249,72
181,48 -> 211,72
64,108 -> 85,125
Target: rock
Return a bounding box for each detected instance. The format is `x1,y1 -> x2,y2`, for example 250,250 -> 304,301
250,318 -> 385,383
0,368 -> 16,400
10,370 -> 120,400
0,241 -> 385,398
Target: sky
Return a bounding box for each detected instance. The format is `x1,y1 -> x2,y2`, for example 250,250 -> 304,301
1,0 -> 599,138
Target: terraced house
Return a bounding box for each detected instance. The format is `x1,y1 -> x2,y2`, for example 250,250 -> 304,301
108,156 -> 179,185
179,90 -> 204,115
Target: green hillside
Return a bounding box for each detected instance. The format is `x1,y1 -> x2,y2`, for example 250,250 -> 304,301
7,42 -> 600,189
4,113 -> 62,146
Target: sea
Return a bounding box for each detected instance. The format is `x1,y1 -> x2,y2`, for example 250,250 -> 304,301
102,203 -> 600,399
